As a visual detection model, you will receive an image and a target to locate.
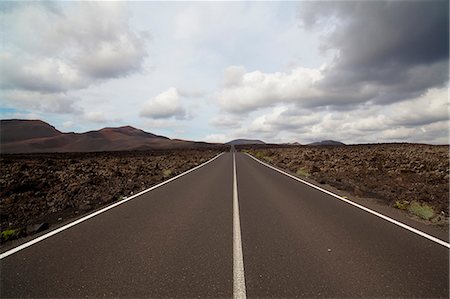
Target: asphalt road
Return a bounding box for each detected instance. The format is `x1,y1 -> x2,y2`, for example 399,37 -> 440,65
1,152 -> 449,298
1,153 -> 233,298
236,153 -> 449,298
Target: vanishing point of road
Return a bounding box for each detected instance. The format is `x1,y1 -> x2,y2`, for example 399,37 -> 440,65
1,151 -> 449,298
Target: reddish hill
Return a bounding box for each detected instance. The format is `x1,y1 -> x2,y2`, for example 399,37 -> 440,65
0,119 -> 61,143
84,126 -> 168,140
0,119 -> 214,153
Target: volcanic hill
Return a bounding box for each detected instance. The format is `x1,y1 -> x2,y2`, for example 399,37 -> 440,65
0,119 -> 214,153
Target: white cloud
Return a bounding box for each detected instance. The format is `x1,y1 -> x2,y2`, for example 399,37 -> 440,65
0,90 -> 82,114
210,114 -> 243,129
223,66 -> 246,87
82,112 -> 122,124
140,88 -> 186,119
84,112 -> 108,124
74,33 -> 148,79
177,88 -> 206,98
216,65 -> 331,113
0,52 -> 87,93
0,110 -> 42,121
211,85 -> 449,144
62,121 -> 74,129
248,105 -> 321,133
204,133 -> 229,143
388,87 -> 448,127
377,121 -> 449,145
142,119 -> 177,129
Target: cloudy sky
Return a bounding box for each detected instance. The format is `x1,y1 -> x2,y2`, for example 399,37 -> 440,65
1,1 -> 448,144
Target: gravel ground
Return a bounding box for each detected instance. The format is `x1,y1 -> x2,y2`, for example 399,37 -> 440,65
0,148 -> 224,242
243,144 -> 449,223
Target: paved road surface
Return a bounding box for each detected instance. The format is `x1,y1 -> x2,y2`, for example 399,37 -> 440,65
1,152 -> 448,298
236,153 -> 448,298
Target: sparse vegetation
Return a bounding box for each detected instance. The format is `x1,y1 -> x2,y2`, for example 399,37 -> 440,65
393,198 -> 437,221
394,200 -> 410,210
1,229 -> 18,242
247,150 -> 273,162
296,167 -> 310,178
163,169 -> 173,178
408,201 -> 435,220
253,151 -> 265,159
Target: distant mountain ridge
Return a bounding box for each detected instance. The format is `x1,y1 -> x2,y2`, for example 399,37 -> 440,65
226,139 -> 266,145
0,119 -> 214,153
308,140 -> 345,146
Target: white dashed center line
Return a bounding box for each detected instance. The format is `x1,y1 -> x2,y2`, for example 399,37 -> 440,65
233,152 -> 247,299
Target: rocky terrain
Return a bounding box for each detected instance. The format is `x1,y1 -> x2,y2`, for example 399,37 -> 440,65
2,143 -> 448,243
0,148 -> 224,242
242,144 -> 449,222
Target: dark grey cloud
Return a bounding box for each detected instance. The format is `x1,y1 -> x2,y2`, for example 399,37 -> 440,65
217,1 -> 448,115
298,1 -> 449,105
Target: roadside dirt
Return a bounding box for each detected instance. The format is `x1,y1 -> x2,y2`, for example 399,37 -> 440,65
242,144 -> 449,225
0,148 -> 224,243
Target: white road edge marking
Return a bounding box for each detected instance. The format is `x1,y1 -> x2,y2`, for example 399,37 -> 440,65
233,152 -> 247,299
246,153 -> 450,249
0,152 -> 225,260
